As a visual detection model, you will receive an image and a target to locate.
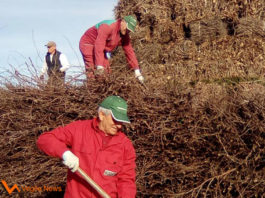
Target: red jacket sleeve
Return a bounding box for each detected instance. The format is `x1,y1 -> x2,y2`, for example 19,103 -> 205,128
37,121 -> 79,159
94,24 -> 112,67
117,138 -> 137,198
122,34 -> 139,70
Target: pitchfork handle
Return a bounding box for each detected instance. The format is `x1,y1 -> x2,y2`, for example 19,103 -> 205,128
77,167 -> 111,198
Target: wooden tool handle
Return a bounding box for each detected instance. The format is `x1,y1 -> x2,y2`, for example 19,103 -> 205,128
77,167 -> 111,198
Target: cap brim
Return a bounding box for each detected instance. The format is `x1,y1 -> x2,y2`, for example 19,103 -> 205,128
111,109 -> 130,124
127,28 -> 134,33
126,23 -> 135,33
127,26 -> 134,33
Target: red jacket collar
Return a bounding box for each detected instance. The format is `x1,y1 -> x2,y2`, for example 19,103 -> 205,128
92,117 -> 103,134
117,19 -> 121,32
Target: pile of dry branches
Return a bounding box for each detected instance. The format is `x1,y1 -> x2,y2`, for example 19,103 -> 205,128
114,0 -> 265,86
0,0 -> 264,197
0,71 -> 264,198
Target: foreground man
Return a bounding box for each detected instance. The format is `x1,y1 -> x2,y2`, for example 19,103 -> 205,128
37,96 -> 136,198
79,15 -> 144,83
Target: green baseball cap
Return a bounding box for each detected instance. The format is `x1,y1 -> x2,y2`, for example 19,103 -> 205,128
124,15 -> 137,33
99,96 -> 130,123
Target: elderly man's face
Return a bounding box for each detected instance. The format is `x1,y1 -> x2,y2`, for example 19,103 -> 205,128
99,112 -> 122,136
120,20 -> 128,35
48,46 -> 56,54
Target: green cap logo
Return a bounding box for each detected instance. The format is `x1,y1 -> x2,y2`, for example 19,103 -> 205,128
99,95 -> 130,123
124,15 -> 137,33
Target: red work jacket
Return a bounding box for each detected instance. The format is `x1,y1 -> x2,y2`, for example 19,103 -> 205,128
37,118 -> 136,198
80,20 -> 139,69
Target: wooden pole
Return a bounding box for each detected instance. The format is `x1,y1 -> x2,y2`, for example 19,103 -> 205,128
77,167 -> 111,198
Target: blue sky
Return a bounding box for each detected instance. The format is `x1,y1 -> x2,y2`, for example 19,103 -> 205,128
0,0 -> 118,81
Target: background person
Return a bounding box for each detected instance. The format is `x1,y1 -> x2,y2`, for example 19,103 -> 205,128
40,41 -> 70,86
37,95 -> 137,198
79,15 -> 144,83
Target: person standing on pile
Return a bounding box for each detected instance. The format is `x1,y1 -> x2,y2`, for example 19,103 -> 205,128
37,95 -> 136,198
40,41 -> 70,86
79,15 -> 144,83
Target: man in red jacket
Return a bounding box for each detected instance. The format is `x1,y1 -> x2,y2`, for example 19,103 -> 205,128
37,96 -> 136,198
79,15 -> 144,83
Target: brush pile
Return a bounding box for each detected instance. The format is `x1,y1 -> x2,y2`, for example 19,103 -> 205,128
0,0 -> 264,197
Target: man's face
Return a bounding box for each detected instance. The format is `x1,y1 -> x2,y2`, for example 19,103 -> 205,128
120,20 -> 128,35
47,46 -> 56,54
99,112 -> 123,136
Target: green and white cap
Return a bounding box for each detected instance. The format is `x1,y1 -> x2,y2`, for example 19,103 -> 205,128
124,15 -> 137,33
99,95 -> 130,123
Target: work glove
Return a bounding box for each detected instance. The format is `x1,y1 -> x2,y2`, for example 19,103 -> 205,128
105,52 -> 111,60
62,151 -> 79,172
59,68 -> 65,72
134,69 -> 144,84
94,65 -> 105,76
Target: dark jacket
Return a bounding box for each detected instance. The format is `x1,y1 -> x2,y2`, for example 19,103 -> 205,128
46,50 -> 65,77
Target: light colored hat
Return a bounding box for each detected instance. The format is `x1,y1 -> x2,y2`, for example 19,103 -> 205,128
99,95 -> 130,123
45,41 -> 56,47
124,15 -> 137,33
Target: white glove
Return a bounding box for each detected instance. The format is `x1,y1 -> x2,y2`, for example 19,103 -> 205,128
59,67 -> 65,72
105,52 -> 111,59
137,75 -> 144,84
134,69 -> 144,84
95,65 -> 105,76
96,65 -> 104,70
62,151 -> 79,172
